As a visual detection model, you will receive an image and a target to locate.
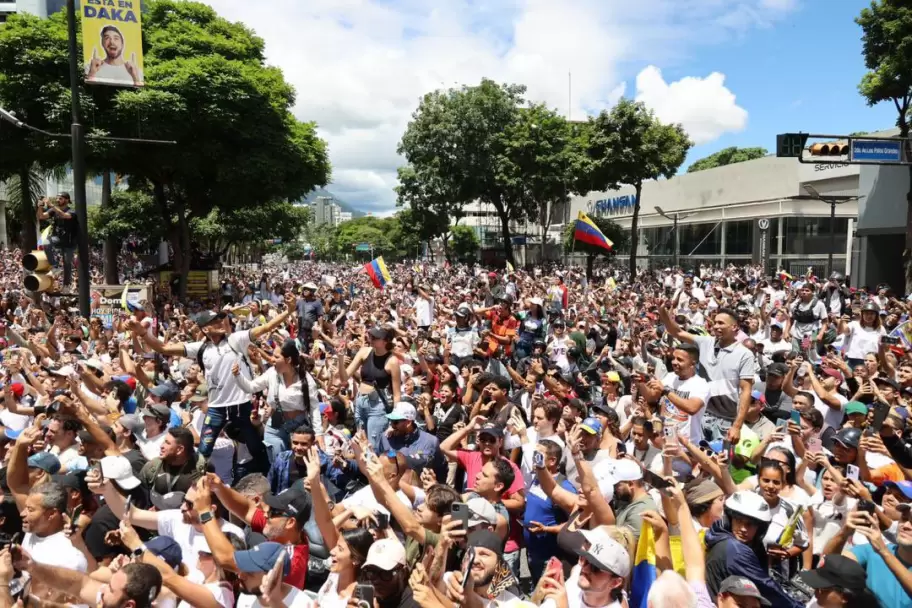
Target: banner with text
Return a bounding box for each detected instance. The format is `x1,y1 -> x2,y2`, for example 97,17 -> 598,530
91,284 -> 151,328
82,0 -> 145,88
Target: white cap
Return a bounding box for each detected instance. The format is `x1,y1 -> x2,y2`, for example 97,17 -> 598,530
83,359 -> 104,372
529,297 -> 543,307
302,282 -> 318,291
364,538 -> 406,571
50,365 -> 75,377
400,364 -> 414,379
467,497 -> 497,526
191,534 -> 212,555
100,455 -> 141,490
386,402 -> 416,422
579,527 -> 631,577
595,458 -> 643,483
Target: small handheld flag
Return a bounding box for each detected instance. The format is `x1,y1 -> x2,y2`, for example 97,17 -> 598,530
574,212 -> 613,251
365,256 -> 392,289
121,282 -> 130,311
505,261 -> 514,273
37,225 -> 53,249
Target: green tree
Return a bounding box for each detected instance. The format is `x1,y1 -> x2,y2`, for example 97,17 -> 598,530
687,147 -> 767,173
395,165 -> 461,260
450,225 -> 480,263
586,99 -> 691,275
333,216 -> 394,259
857,0 -> 912,290
398,79 -> 535,265
88,189 -> 162,244
563,216 -> 629,279
191,201 -> 310,259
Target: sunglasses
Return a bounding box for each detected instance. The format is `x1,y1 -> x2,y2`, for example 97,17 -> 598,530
362,567 -> 399,582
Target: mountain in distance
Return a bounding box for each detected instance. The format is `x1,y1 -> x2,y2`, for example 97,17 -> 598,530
300,187 -> 366,218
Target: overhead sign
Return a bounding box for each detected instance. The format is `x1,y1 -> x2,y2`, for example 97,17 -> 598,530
851,139 -> 902,163
355,243 -> 371,252
82,0 -> 145,87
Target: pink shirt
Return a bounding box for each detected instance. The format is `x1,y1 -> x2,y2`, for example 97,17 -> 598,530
456,450 -> 525,552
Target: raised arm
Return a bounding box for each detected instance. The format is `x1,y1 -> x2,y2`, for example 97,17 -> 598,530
249,293 -> 296,341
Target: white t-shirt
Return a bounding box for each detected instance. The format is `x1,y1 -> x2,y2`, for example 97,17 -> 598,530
157,510 -> 244,575
237,587 -> 312,608
140,431 -> 167,461
540,564 -> 623,608
22,531 -> 87,572
844,322 -> 885,360
415,295 -> 434,327
813,393 -> 847,432
0,408 -> 28,432
89,61 -> 142,85
177,571 -> 234,608
185,331 -> 253,408
660,372 -> 710,442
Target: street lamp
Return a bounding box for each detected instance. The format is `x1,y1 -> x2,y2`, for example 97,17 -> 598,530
798,184 -> 863,278
654,206 -> 696,270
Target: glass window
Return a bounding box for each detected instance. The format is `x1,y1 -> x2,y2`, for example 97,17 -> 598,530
724,220 -> 755,256
679,222 -> 722,257
782,217 -> 849,255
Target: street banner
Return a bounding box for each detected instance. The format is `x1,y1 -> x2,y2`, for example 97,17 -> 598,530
82,0 -> 145,88
90,284 -> 150,328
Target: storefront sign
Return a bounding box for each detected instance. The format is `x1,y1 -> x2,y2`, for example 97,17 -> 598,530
592,194 -> 637,216
753,218 -> 771,271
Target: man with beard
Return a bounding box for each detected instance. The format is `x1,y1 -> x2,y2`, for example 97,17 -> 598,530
267,426 -> 316,494
604,457 -> 657,541
379,402 -> 446,481
360,538 -> 419,608
15,556 -> 161,608
200,475 -> 311,589
85,25 -> 143,86
444,530 -> 521,605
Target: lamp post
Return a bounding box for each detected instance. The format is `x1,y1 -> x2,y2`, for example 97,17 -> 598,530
654,206 -> 696,270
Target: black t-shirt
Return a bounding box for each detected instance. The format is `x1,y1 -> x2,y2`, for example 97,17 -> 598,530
53,212 -> 78,247
287,460 -> 308,487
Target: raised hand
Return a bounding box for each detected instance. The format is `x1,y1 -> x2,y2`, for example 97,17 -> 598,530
87,48 -> 104,78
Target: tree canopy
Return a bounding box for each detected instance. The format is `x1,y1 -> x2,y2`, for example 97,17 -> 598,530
687,147 -> 767,173
563,215 -> 629,278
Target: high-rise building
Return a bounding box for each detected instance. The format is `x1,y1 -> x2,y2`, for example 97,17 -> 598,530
310,196 -> 343,227
1,0 -> 65,21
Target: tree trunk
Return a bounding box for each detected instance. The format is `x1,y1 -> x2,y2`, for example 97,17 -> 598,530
19,169 -> 36,252
175,195 -> 191,300
442,232 -> 451,263
540,200 -> 549,264
628,182 -> 642,277
101,172 -> 119,284
493,199 -> 515,266
152,180 -> 178,293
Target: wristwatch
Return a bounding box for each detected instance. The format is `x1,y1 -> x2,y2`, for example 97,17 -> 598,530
199,511 -> 214,524
661,387 -> 672,397
131,544 -> 147,558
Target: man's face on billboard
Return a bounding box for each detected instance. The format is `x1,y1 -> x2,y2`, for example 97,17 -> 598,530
102,29 -> 124,60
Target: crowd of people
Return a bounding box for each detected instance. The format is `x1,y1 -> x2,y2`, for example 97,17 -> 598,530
0,248 -> 908,608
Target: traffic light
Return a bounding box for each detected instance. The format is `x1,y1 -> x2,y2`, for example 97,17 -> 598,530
22,250 -> 54,292
809,142 -> 849,156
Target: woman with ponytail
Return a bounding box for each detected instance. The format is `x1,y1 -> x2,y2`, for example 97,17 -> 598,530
233,338 -> 321,462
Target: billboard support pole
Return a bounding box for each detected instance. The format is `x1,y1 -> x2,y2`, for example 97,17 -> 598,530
66,0 -> 91,318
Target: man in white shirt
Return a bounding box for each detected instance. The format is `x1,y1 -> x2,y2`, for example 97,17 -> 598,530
138,401 -> 171,461
135,295 -> 294,474
20,481 -> 88,573
759,322 -> 791,365
540,526 -> 630,608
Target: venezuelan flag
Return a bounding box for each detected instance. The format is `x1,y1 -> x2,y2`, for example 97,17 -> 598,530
365,256 -> 392,289
37,225 -> 52,249
779,270 -> 795,282
630,522 -> 658,608
574,211 -> 613,250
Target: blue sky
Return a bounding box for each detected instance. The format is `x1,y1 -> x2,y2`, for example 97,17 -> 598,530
208,0 -> 894,213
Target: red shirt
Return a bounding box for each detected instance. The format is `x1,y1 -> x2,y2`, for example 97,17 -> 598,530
250,508 -> 309,589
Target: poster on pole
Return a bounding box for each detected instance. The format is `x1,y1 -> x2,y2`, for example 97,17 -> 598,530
81,0 -> 145,88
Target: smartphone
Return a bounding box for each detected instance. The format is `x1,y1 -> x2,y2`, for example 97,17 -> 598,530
881,335 -> 900,346
545,556 -> 564,584
846,464 -> 860,481
355,584 -> 374,608
722,439 -> 732,460
616,442 -> 627,457
790,410 -> 801,425
123,494 -> 132,518
777,418 -> 789,430
451,502 -> 470,529
642,469 -> 674,490
533,451 -> 545,469
868,402 -> 890,436
69,504 -> 83,535
375,512 -> 389,530
460,547 -> 476,591
857,499 -> 877,515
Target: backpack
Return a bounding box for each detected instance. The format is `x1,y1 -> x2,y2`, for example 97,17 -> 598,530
196,336 -> 252,378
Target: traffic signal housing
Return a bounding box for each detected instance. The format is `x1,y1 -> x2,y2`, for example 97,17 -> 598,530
23,250 -> 54,292
809,142 -> 849,156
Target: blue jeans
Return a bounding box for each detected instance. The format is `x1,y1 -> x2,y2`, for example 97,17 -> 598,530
45,244 -> 76,287
263,412 -> 311,464
355,392 -> 389,452
199,402 -> 269,474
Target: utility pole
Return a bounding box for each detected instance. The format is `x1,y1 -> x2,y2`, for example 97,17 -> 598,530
655,206 -> 695,270
800,185 -> 862,278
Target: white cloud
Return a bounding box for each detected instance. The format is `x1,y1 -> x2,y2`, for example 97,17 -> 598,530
634,66 -> 748,145
204,0 -> 797,212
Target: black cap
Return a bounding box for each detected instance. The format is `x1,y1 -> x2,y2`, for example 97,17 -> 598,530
873,376 -> 900,391
718,577 -> 770,606
796,554 -> 867,591
368,326 -> 393,341
149,382 -> 180,403
195,311 -> 225,327
477,422 -> 504,439
834,427 -> 862,449
263,489 -> 312,525
766,362 -> 788,377
150,491 -> 186,511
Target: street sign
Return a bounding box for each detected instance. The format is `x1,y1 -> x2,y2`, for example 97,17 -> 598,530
776,133 -> 809,158
355,243 -> 371,252
851,139 -> 903,163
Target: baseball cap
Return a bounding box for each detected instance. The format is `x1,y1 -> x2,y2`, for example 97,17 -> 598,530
884,480 -> 912,499
263,488 -> 312,524
386,402 -> 417,422
718,576 -> 771,606
684,478 -> 723,505
467,497 -> 498,526
150,491 -> 186,511
750,390 -> 765,403
189,383 -> 208,402
113,375 -> 137,391
49,366 -> 75,377
368,326 -> 393,341
52,473 -> 85,493
100,455 -> 141,490
577,527 -> 631,577
28,452 -> 60,474
141,402 -> 172,420
477,422 -> 504,439
605,371 -> 621,383
117,414 -> 145,438
194,311 -> 224,327
580,417 -> 603,435
149,383 -> 179,403
766,362 -> 788,376
7,383 -> 23,398
145,536 -> 183,570
234,542 -> 292,574
845,401 -> 868,417
873,376 -> 900,391
599,458 -> 642,483
363,538 -> 406,571
796,555 -> 867,592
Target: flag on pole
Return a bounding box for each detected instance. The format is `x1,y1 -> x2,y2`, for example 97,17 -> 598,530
574,211 -> 613,250
364,256 -> 392,289
37,225 -> 52,249
505,261 -> 514,273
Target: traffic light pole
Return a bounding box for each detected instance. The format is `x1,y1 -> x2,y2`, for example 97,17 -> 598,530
66,0 -> 91,318
828,200 -> 836,278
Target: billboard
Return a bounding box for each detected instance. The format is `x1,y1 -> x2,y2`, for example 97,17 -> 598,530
90,284 -> 151,328
82,0 -> 145,87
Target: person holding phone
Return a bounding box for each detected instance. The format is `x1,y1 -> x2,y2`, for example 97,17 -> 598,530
839,301 -> 885,370
443,530 -> 521,607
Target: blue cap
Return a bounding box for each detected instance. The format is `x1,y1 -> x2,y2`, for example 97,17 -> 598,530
4,428 -> 22,440
885,480 -> 912,499
28,452 -> 61,474
580,417 -> 603,435
750,390 -> 763,401
145,536 -> 183,570
699,439 -> 725,454
234,542 -> 292,574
